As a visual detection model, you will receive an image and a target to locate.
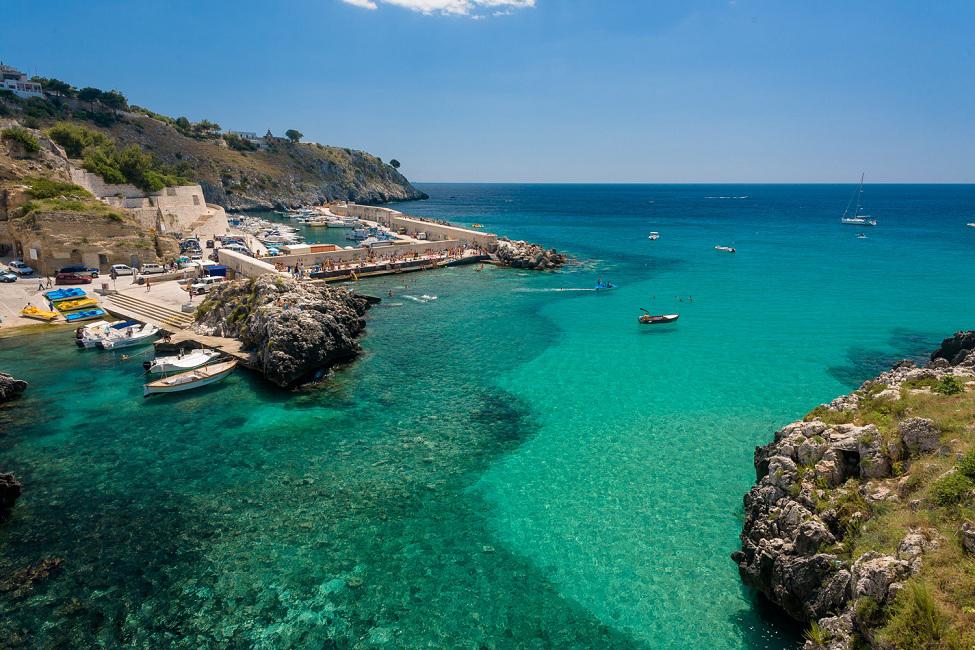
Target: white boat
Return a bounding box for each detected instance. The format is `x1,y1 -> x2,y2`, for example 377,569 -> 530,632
714,245 -> 736,253
840,174 -> 877,226
144,359 -> 238,396
145,348 -> 222,374
75,320 -> 138,348
326,217 -> 359,228
648,231 -> 660,240
99,324 -> 160,350
967,223 -> 975,228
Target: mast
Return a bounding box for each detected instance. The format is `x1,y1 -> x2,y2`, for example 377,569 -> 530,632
855,173 -> 864,215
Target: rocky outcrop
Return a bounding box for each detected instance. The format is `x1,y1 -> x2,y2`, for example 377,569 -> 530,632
493,238 -> 568,270
194,275 -> 371,387
0,473 -> 22,523
0,372 -> 27,403
734,340 -> 975,648
931,330 -> 975,365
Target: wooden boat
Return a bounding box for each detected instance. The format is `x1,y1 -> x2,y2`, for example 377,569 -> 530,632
44,287 -> 86,302
20,305 -> 59,321
99,324 -> 160,350
144,348 -> 221,374
714,245 -> 736,253
144,359 -> 237,397
55,297 -> 99,312
64,308 -> 107,323
639,310 -> 679,325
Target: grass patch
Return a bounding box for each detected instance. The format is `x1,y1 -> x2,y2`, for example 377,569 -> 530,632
879,580 -> 958,649
929,473 -> 973,507
19,197 -> 127,222
1,126 -> 40,153
23,177 -> 91,200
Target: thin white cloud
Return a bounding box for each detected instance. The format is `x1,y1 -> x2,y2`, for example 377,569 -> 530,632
341,0 -> 534,17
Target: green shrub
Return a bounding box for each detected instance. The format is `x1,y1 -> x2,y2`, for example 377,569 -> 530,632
47,121 -> 112,158
929,472 -> 973,507
879,581 -> 953,648
82,142 -> 187,192
804,621 -> 828,646
24,177 -> 91,200
855,595 -> 885,627
1,126 -> 41,153
224,132 -> 257,151
957,450 -> 975,481
934,375 -> 963,396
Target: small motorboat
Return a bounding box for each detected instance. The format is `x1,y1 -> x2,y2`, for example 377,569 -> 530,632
856,232 -> 867,239
471,223 -> 484,229
967,223 -> 975,228
55,297 -> 99,312
144,348 -> 222,374
44,287 -> 86,302
639,309 -> 679,325
75,320 -> 140,348
648,232 -> 660,240
714,245 -> 736,253
594,281 -> 617,291
64,308 -> 107,323
144,359 -> 238,397
20,305 -> 59,321
99,324 -> 160,350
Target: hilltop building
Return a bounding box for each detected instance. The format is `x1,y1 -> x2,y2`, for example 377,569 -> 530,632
0,64 -> 43,99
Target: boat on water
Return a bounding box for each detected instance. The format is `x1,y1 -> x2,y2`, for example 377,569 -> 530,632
594,281 -> 617,291
55,297 -> 99,312
64,308 -> 107,323
856,232 -> 867,239
99,323 -> 160,350
44,287 -> 86,302
21,305 -> 59,321
840,174 -> 877,226
648,232 -> 660,240
144,348 -> 222,374
967,223 -> 975,228
75,320 -> 140,348
639,309 -> 679,325
144,359 -> 238,397
714,245 -> 736,253
471,223 -> 484,229
326,217 -> 359,228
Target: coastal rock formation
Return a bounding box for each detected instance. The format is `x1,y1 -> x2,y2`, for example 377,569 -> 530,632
0,473 -> 22,523
493,238 -> 568,270
194,275 -> 370,387
734,339 -> 975,648
0,372 -> 27,403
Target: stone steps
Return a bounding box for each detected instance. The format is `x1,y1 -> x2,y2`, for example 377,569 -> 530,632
103,293 -> 194,331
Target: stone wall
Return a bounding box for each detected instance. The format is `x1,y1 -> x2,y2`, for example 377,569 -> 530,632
334,203 -> 498,247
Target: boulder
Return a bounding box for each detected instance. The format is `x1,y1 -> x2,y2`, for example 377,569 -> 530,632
856,426 -> 892,479
899,418 -> 941,456
850,553 -> 910,604
0,473 -> 22,523
931,330 -> 975,365
0,372 -> 27,403
960,522 -> 975,555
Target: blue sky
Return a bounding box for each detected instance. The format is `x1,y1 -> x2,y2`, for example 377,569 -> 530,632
3,0 -> 973,182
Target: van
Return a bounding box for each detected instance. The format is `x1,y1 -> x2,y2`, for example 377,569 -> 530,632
190,276 -> 224,295
140,264 -> 166,275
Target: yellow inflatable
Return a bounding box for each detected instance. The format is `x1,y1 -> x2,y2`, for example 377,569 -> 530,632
21,306 -> 59,321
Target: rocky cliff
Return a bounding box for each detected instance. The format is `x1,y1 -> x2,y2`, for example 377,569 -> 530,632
493,238 -> 568,270
194,275 -> 371,387
734,332 -> 975,649
0,371 -> 27,403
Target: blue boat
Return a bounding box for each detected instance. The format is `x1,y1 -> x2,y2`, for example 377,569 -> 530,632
44,287 -> 87,302
64,308 -> 107,323
594,281 -> 617,291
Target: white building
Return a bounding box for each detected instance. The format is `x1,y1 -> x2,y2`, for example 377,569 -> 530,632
225,130 -> 268,148
0,64 -> 43,99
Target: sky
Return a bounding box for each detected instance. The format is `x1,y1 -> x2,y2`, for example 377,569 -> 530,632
3,0 -> 974,183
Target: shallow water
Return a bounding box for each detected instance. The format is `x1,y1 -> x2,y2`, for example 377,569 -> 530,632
2,184 -> 974,647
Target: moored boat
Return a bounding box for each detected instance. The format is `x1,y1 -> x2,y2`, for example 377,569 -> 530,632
143,359 -> 238,397
99,324 -> 160,350
144,348 -> 222,374
75,320 -> 140,348
20,305 -> 59,321
44,287 -> 86,302
55,297 -> 99,312
64,308 -> 107,323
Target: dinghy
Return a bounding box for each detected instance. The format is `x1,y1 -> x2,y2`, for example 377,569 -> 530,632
20,305 -> 59,321
144,348 -> 222,374
144,359 -> 238,397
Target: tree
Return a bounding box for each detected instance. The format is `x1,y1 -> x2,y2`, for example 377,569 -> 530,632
34,77 -> 74,97
285,129 -> 303,143
389,159 -> 401,169
77,87 -> 102,112
100,90 -> 128,115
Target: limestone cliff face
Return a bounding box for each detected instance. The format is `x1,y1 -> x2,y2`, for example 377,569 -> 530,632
194,275 -> 371,387
107,117 -> 427,210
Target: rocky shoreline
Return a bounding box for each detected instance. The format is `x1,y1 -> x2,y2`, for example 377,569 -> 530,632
0,371 -> 26,523
733,331 -> 975,648
493,238 -> 568,270
194,275 -> 371,388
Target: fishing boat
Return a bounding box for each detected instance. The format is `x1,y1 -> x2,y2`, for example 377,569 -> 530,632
840,174 -> 877,226
648,232 -> 660,240
75,320 -> 140,348
20,305 -> 59,321
639,309 -> 679,325
64,308 -> 107,323
144,348 -> 221,374
99,324 -> 160,350
44,287 -> 86,302
54,297 -> 99,312
143,359 -> 238,397
714,245 -> 736,253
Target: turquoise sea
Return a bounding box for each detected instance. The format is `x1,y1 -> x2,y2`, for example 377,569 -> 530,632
2,184 -> 974,648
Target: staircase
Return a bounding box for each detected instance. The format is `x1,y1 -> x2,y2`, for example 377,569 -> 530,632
102,293 -> 194,331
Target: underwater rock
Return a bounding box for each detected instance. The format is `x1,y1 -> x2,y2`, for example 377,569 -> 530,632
0,371 -> 27,403
0,472 -> 21,522
195,275 -> 370,387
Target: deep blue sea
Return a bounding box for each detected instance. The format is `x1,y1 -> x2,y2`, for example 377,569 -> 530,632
1,184 -> 974,648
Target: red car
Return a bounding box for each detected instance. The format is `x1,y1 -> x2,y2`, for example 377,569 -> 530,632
55,272 -> 93,285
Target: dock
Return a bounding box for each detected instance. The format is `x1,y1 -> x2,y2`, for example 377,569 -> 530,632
156,331 -> 258,368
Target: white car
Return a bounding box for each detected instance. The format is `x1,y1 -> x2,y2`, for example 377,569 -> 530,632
111,264 -> 135,276
139,264 -> 167,275
190,276 -> 224,294
7,260 -> 34,275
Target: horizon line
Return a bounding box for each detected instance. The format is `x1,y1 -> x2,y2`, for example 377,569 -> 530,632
410,180 -> 975,186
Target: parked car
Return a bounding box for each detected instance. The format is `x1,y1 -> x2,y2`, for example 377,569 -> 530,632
7,260 -> 34,275
139,264 -> 166,275
0,270 -> 18,283
59,265 -> 99,278
190,276 -> 225,295
56,272 -> 93,285
110,264 -> 135,276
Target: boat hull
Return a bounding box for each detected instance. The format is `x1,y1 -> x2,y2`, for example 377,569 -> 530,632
639,313 -> 680,325
147,350 -> 221,373
144,360 -> 237,396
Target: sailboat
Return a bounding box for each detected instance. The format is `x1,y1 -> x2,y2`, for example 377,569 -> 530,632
840,174 -> 877,226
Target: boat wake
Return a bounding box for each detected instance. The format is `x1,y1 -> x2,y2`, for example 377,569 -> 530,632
705,195 -> 749,199
402,294 -> 439,303
511,287 -> 596,293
